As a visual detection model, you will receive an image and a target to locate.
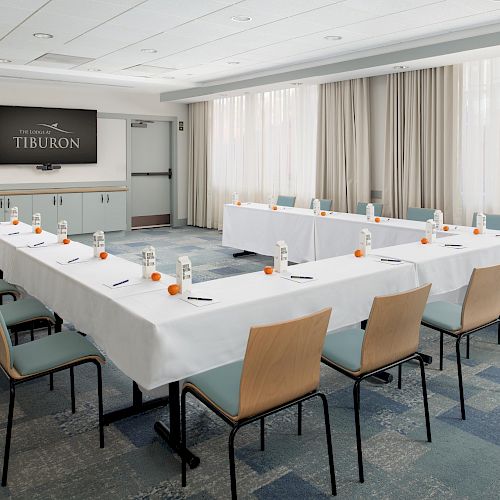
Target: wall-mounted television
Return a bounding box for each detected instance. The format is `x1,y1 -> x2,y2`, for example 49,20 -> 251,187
0,106 -> 97,165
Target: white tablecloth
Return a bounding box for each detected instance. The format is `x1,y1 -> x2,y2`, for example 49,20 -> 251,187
222,203 -> 316,262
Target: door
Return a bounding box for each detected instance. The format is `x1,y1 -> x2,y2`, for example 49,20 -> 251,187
33,194 -> 58,233
58,193 -> 83,235
5,195 -> 32,224
131,121 -> 171,228
82,192 -> 105,234
104,191 -> 126,232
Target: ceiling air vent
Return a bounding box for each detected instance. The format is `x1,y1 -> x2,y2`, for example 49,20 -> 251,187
28,53 -> 95,69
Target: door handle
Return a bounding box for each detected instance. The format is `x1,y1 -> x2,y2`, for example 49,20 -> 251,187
167,168 -> 172,179
60,196 -> 63,206
0,199 -> 2,209
7,198 -> 10,209
107,194 -> 110,203
53,195 -> 56,206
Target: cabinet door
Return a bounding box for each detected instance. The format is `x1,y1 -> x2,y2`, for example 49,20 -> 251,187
58,193 -> 83,235
82,192 -> 105,234
0,197 -> 4,222
5,195 -> 32,223
32,194 -> 58,234
104,191 -> 126,232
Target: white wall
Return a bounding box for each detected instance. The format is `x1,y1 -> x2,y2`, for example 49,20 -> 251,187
0,79 -> 189,220
369,75 -> 387,199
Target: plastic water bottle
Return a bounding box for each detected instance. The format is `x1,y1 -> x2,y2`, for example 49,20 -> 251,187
312,199 -> 321,215
366,203 -> 375,221
10,206 -> 18,223
433,209 -> 443,230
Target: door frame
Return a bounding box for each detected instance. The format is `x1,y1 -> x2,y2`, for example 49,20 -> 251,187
98,112 -> 180,230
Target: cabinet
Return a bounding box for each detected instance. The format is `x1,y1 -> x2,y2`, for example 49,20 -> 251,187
32,193 -> 83,235
82,191 -> 126,233
2,195 -> 33,224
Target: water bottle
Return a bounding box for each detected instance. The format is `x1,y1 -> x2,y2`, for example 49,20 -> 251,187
57,220 -> 68,243
32,213 -> 42,233
93,230 -> 105,257
142,246 -> 156,278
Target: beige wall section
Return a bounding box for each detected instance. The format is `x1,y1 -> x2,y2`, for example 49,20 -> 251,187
0,80 -> 189,220
369,75 -> 387,198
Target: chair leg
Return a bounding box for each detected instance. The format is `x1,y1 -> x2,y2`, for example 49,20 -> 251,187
30,322 -> 34,342
439,331 -> 444,371
96,363 -> 104,448
14,331 -> 18,346
466,334 -> 470,359
228,426 -> 239,500
353,381 -> 364,483
317,393 -> 337,496
456,337 -> 466,420
70,367 -> 76,413
260,417 -> 265,451
417,356 -> 432,442
181,390 -> 187,487
298,401 -> 302,436
398,364 -> 402,390
2,383 -> 15,487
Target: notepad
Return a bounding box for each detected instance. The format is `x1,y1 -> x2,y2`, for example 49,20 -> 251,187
280,273 -> 317,284
440,244 -> 465,250
378,258 -> 405,265
57,257 -> 92,265
179,295 -> 219,307
103,278 -> 142,289
27,242 -> 48,248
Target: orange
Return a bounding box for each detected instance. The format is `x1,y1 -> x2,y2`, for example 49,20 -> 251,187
12,219 -> 19,225
99,251 -> 108,260
420,237 -> 429,244
354,249 -> 363,258
443,225 -> 449,231
63,238 -> 71,245
374,217 -> 381,223
151,272 -> 161,281
35,227 -> 42,234
473,228 -> 480,235
263,266 -> 273,275
236,201 -> 241,206
168,284 -> 180,295
272,205 -> 278,211
320,211 -> 326,216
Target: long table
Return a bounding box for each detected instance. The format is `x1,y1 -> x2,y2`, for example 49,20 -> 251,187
223,202 -> 453,262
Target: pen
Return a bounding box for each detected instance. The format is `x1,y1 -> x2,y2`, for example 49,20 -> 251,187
187,296 -> 213,301
381,258 -> 401,262
33,241 -> 45,247
445,244 -> 463,247
67,257 -> 79,263
7,232 -> 19,235
290,275 -> 314,279
113,279 -> 129,287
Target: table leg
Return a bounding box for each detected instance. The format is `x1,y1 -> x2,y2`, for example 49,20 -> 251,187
103,381 -> 169,425
154,381 -> 200,469
232,250 -> 256,258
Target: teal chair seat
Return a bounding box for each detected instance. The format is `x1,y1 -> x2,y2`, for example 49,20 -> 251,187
0,280 -> 20,297
322,328 -> 365,372
471,212 -> 500,231
276,195 -> 296,207
406,207 -> 436,222
422,301 -> 462,333
13,331 -> 104,376
310,199 -> 333,211
185,360 -> 243,417
356,203 -> 383,217
0,297 -> 55,327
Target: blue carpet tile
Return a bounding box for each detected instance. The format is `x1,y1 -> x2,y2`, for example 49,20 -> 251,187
0,226 -> 498,499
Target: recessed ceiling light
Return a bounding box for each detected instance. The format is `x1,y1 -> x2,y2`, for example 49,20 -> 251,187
141,48 -> 157,54
324,35 -> 342,41
231,15 -> 252,22
227,61 -> 240,65
394,65 -> 409,70
33,32 -> 53,39
0,58 -> 11,63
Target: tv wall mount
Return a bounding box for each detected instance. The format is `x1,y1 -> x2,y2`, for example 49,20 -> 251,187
36,163 -> 61,171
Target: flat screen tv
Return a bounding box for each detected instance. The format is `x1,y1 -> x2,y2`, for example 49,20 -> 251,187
0,106 -> 97,165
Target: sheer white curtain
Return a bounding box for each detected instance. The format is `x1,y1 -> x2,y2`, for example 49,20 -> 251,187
460,58 -> 500,225
207,85 -> 318,229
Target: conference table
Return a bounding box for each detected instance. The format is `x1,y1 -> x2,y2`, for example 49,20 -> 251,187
222,202 -> 453,262
1,216 -> 499,467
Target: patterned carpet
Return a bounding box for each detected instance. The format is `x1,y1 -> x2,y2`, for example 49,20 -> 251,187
0,226 -> 499,499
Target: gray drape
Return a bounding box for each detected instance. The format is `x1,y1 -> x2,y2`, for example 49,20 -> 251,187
316,78 -> 371,213
384,66 -> 461,221
187,102 -> 210,227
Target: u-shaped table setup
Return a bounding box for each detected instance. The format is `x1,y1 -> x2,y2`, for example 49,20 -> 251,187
1,207 -> 499,468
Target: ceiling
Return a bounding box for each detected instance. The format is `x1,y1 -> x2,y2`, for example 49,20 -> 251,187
1,0 -> 500,94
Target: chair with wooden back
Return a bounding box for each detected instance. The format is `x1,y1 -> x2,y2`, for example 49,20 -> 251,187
181,308 -> 336,499
0,309 -> 105,486
422,264 -> 500,419
321,284 -> 432,483
0,279 -> 20,305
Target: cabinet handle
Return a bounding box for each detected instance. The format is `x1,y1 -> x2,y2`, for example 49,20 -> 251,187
101,194 -> 104,203
0,199 -> 2,209
53,196 -> 56,206
60,195 -> 63,206
7,198 -> 10,209
107,194 -> 110,203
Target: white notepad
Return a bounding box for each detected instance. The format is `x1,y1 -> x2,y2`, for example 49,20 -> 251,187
103,278 -> 143,289
57,257 -> 92,265
179,295 -> 219,307
280,273 -> 317,284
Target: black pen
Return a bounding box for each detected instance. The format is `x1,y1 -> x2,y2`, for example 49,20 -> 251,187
381,258 -> 401,262
113,279 -> 129,287
7,232 -> 19,235
187,296 -> 213,301
444,244 -> 463,247
33,241 -> 45,247
67,257 -> 79,263
291,275 -> 314,279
